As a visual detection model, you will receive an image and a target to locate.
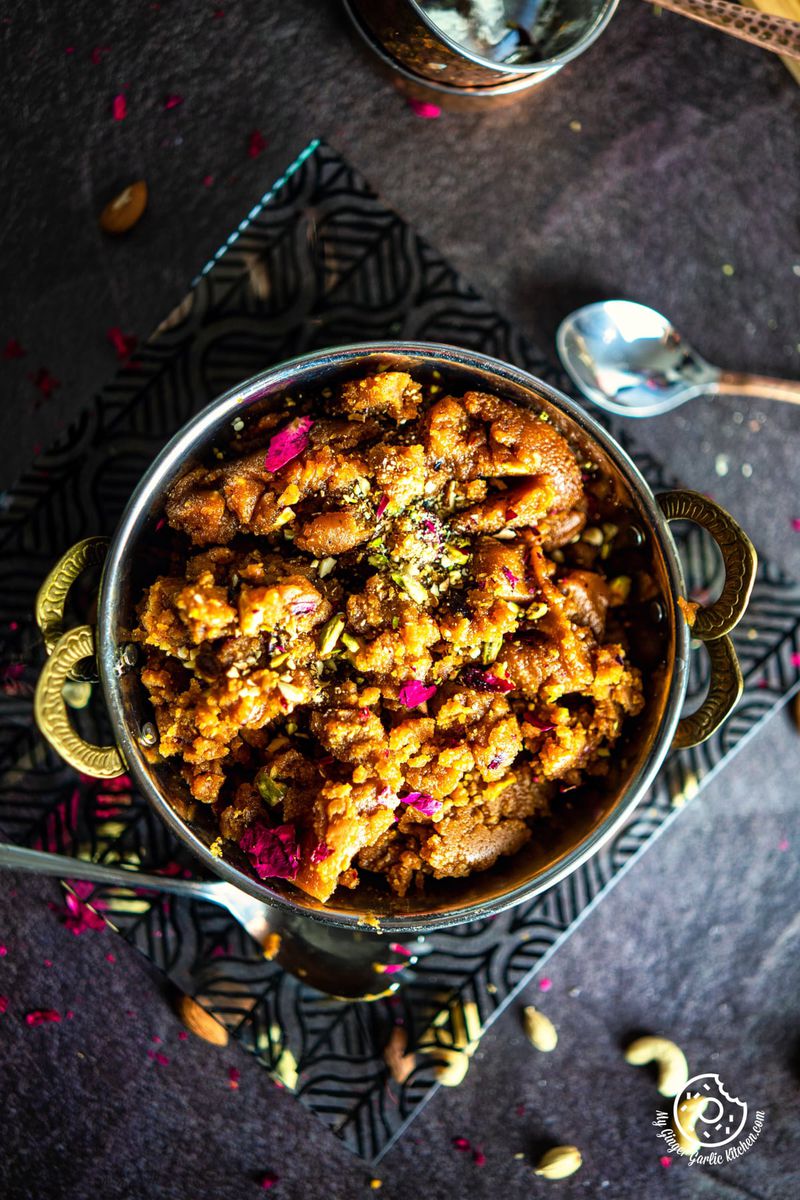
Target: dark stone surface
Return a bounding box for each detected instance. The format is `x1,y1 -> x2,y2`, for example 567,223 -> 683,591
1,1 -> 799,1197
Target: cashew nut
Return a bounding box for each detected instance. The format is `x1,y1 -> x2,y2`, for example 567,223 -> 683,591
522,1006 -> 558,1052
533,1146 -> 582,1179
672,1094 -> 710,1156
624,1036 -> 688,1097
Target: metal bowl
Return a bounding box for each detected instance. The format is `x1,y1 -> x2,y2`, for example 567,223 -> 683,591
344,0 -> 621,88
34,343 -> 756,941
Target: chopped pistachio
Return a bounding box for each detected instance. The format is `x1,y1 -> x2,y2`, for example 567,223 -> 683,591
527,602 -> 549,620
255,769 -> 287,806
318,556 -> 336,578
277,680 -> 306,705
270,651 -> 290,668
341,631 -> 361,653
482,636 -> 503,665
610,575 -> 632,601
443,546 -> 469,566
392,571 -> 428,605
274,506 -> 296,528
318,612 -> 346,656
581,526 -> 603,546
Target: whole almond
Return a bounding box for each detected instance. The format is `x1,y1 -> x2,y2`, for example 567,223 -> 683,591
175,993 -> 229,1046
99,181 -> 148,234
522,1005 -> 558,1052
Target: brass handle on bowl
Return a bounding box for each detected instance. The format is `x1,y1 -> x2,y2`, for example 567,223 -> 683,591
657,490 -> 757,749
34,538 -> 125,778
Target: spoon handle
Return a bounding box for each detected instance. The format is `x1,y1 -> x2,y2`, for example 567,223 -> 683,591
715,372 -> 800,405
0,842 -> 217,901
641,0 -> 800,61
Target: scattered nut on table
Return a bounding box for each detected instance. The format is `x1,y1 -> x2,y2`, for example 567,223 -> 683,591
383,1025 -> 416,1084
624,1035 -> 688,1096
533,1145 -> 582,1179
99,181 -> 148,234
175,993 -> 229,1046
522,1005 -> 558,1052
672,1094 -> 710,1155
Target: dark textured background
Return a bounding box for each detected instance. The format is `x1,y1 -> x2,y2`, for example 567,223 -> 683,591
1,2 -> 799,1197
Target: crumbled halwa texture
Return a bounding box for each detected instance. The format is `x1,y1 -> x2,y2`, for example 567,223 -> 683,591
135,373 -> 646,902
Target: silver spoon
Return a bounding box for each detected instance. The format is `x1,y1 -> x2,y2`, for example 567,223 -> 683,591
0,843 -> 425,998
557,300 -> 800,418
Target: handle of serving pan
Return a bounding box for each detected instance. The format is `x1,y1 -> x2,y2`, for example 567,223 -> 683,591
657,490 -> 757,749
34,537 -> 125,778
34,624 -> 125,777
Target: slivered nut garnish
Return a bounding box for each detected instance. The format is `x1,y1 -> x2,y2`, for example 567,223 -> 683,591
672,1094 -> 709,1156
99,181 -> 148,234
624,1036 -> 688,1097
533,1145 -> 582,1179
175,993 -> 229,1046
522,1005 -> 558,1052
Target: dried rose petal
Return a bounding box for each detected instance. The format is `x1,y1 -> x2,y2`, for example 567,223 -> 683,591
112,93 -> 127,120
240,823 -> 300,880
229,1066 -> 240,1088
526,715 -> 554,732
290,598 -> 317,616
791,652 -> 800,668
107,326 -> 137,363
310,842 -> 332,864
163,93 -> 183,110
64,892 -> 106,935
90,46 -> 110,64
156,1051 -> 170,1065
247,129 -> 266,158
2,337 -> 25,360
25,1009 -> 61,1026
505,507 -> 518,521
538,977 -> 553,992
792,518 -> 800,532
407,98 -> 441,119
473,1149 -> 487,1167
376,493 -> 389,519
0,996 -> 8,1014
202,173 -> 214,187
400,792 -> 441,816
264,416 -> 313,472
398,679 -> 437,709
0,945 -> 7,957
261,1172 -> 279,1190
421,518 -> 438,537
452,1136 -> 471,1151
659,1156 -> 672,1168
482,673 -> 514,693
28,368 -> 60,399
501,566 -> 519,587
389,942 -> 412,956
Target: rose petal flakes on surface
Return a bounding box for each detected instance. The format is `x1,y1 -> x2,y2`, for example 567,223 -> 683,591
778,837 -> 789,851
398,679 -> 437,709
501,566 -> 519,586
376,493 -> 389,518
407,98 -> 441,119
112,93 -> 127,120
247,129 -> 266,158
239,822 -> 300,880
25,1009 -> 61,1026
0,996 -> 8,1014
163,93 -> 183,109
538,977 -> 553,992
229,1066 -> 240,1089
264,416 -> 313,472
310,842 -> 332,864
107,326 -> 138,363
90,46 -> 110,64
2,337 -> 25,360
400,792 -> 441,817
0,944 -> 7,956
452,1136 -> 471,1151
260,1172 -> 279,1190
660,1156 -> 672,1168
790,652 -> 800,668
473,1149 -> 487,1167
63,892 -> 106,935
28,368 -> 60,399
792,518 -> 800,532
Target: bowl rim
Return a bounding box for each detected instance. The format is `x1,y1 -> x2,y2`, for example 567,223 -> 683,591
348,0 -> 622,79
97,341 -> 688,933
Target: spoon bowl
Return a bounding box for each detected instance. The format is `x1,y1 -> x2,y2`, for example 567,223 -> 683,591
556,300 -> 720,417
557,300 -> 800,416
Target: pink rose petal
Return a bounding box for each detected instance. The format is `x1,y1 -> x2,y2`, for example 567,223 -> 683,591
501,566 -> 519,587
0,945 -> 7,957
791,652 -> 800,668
526,715 -> 554,732
407,98 -> 441,119
0,996 -> 8,1015
247,128 -> 267,158
229,1066 -> 240,1089
398,679 -> 437,709
482,672 -> 513,693
178,1030 -> 188,1040
240,823 -> 300,880
202,173 -> 214,187
25,1009 -> 61,1026
452,1136 -> 471,1152
163,93 -> 183,110
2,337 -> 25,360
261,1172 -> 279,1190
792,518 -> 800,532
778,837 -> 789,852
112,93 -> 127,121
107,326 -> 137,363
376,493 -> 389,518
400,792 -> 441,817
264,416 -> 313,472
64,892 -> 107,935
90,46 -> 110,64
473,1149 -> 487,1167
660,1155 -> 672,1168
28,368 -> 60,399
310,842 -> 332,864
538,977 -> 552,992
